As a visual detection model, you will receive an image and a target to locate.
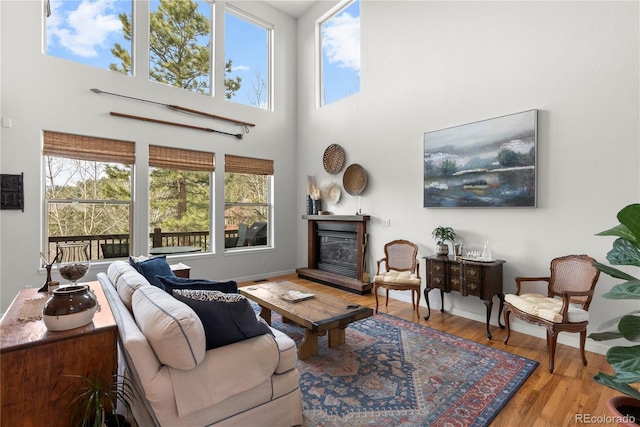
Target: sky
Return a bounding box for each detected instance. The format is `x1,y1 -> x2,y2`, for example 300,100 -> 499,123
45,0 -> 361,107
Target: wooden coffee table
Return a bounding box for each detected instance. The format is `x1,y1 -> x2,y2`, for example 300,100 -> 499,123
240,280 -> 373,359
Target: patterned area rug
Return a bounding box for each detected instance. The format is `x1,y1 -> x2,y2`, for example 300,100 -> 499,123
270,312 -> 538,427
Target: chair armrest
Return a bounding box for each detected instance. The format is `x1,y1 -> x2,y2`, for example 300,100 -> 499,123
558,290 -> 594,321
415,259 -> 421,279
376,258 -> 387,275
514,276 -> 550,295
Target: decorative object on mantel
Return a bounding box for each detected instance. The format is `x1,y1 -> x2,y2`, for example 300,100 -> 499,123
42,284 -> 99,331
431,226 -> 456,255
0,173 -> 24,211
306,176 -> 321,215
343,163 -> 368,196
322,144 -> 345,174
92,88 -> 255,132
110,112 -> 244,139
322,182 -> 341,206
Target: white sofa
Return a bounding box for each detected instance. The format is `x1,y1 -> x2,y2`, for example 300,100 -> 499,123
97,261 -> 303,426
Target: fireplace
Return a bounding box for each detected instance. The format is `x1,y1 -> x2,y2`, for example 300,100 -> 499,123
297,215 -> 371,294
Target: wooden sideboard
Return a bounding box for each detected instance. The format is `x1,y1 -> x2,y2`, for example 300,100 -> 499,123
423,255 -> 505,339
1,283 -> 117,426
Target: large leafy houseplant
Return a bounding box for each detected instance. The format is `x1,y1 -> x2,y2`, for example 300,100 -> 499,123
589,203 -> 640,400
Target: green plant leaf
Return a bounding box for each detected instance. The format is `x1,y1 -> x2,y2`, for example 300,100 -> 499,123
606,345 -> 640,382
594,372 -> 640,400
606,238 -> 640,267
593,261 -> 639,281
589,331 -> 623,341
620,316 -> 640,342
618,204 -> 640,245
602,281 -> 640,299
596,223 -> 636,241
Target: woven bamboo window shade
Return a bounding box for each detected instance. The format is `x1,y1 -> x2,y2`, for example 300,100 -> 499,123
225,155 -> 273,175
43,131 -> 135,164
149,145 -> 215,171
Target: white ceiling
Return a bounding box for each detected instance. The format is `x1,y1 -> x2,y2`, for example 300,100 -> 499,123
262,0 -> 317,18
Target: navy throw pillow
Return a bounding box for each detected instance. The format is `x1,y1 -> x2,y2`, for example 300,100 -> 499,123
136,256 -> 175,289
157,276 -> 238,295
172,289 -> 272,350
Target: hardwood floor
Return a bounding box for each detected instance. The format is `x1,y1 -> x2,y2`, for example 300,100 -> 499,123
240,274 -> 619,427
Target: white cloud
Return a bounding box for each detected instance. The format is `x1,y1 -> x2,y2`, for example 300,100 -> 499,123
232,65 -> 250,73
48,0 -> 122,58
322,12 -> 360,72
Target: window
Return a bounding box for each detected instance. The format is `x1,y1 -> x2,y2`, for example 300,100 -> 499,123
43,132 -> 134,262
225,6 -> 272,109
149,146 -> 213,252
149,0 -> 213,94
224,155 -> 273,249
45,0 -> 133,74
319,0 -> 361,107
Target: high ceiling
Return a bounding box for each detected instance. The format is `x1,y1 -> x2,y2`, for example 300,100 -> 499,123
262,0 -> 317,18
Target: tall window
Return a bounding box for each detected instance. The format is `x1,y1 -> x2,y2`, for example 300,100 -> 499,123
319,0 -> 360,107
45,0 -> 133,74
149,146 -> 213,252
44,132 -> 134,261
225,6 -> 272,109
224,155 -> 273,249
148,0 -> 213,94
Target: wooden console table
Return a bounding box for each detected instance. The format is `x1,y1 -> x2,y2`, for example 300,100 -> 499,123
1,283 -> 117,426
423,255 -> 505,339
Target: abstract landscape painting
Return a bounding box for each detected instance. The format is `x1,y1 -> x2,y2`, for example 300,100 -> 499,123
424,110 -> 537,208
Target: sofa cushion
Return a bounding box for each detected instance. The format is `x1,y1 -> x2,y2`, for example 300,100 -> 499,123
172,289 -> 272,350
132,284 -> 206,370
157,276 -> 238,294
136,256 -> 175,289
107,260 -> 136,288
116,270 -> 149,311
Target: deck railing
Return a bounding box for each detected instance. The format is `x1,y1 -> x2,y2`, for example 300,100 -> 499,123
47,228 -> 230,261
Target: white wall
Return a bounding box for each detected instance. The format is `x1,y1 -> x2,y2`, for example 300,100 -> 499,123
0,0 -> 298,312
296,1 -> 639,353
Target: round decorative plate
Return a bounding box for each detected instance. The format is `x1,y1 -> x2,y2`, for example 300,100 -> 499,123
343,164 -> 368,196
323,144 -> 345,174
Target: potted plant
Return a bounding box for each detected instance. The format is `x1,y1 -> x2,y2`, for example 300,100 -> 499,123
431,226 -> 456,256
64,374 -> 134,427
588,203 -> 640,424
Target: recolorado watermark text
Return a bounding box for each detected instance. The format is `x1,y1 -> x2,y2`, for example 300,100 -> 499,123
575,413 -> 636,424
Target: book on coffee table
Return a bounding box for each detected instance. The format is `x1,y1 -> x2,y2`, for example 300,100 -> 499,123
281,290 -> 315,303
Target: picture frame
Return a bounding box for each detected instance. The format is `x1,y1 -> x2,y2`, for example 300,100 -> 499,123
423,110 -> 537,208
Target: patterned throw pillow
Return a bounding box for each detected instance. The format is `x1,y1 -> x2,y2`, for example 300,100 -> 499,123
157,276 -> 238,295
172,289 -> 272,350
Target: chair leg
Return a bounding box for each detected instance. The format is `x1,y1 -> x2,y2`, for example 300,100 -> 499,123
374,283 -> 380,313
415,289 -> 420,317
580,329 -> 588,366
385,289 -> 389,307
411,290 -> 416,309
503,307 -> 512,344
547,326 -> 558,374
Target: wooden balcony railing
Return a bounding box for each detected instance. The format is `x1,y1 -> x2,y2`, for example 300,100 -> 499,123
47,228 -> 229,261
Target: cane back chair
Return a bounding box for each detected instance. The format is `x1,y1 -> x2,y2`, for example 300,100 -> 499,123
373,240 -> 422,316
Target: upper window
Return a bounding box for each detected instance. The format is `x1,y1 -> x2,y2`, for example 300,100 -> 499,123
149,0 -> 214,94
224,155 -> 273,250
149,146 -> 213,254
46,0 -> 133,73
225,6 -> 272,109
319,0 -> 360,107
43,132 -> 134,262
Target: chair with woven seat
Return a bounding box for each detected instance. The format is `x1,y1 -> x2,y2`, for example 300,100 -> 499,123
373,239 -> 422,316
503,254 -> 600,373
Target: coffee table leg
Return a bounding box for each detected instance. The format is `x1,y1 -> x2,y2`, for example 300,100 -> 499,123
259,306 -> 272,326
298,329 -> 319,360
328,327 -> 346,348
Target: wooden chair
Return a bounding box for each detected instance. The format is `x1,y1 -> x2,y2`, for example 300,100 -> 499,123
503,254 -> 600,373
373,240 -> 422,316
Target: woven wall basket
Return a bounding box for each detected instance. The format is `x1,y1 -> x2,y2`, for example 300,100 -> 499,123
343,163 -> 368,196
323,144 -> 345,174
